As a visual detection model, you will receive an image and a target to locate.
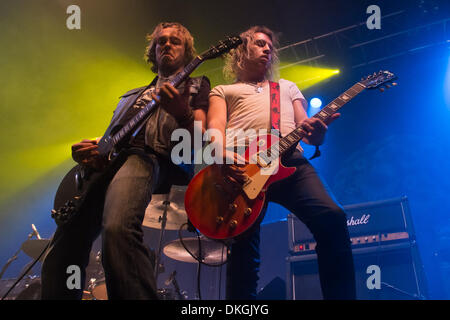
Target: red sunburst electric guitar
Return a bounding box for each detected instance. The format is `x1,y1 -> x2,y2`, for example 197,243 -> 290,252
185,71 -> 397,240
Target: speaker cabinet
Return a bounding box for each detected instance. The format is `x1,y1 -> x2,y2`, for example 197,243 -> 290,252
286,242 -> 428,300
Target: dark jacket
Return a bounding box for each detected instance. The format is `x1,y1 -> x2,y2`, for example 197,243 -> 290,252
101,76 -> 210,192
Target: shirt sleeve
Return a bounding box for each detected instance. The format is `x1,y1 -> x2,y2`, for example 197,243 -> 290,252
190,76 -> 211,113
288,81 -> 308,111
209,85 -> 226,100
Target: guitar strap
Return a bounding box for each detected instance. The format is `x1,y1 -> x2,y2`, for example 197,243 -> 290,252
269,81 -> 321,160
269,81 -> 280,133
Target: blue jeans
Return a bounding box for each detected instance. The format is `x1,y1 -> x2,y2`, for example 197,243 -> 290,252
41,154 -> 162,299
226,151 -> 356,300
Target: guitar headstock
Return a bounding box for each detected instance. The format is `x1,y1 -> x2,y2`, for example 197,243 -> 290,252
200,36 -> 242,60
360,70 -> 398,92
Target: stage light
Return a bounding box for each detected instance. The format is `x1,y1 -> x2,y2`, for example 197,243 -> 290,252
310,97 -> 322,109
279,64 -> 340,90
0,4 -> 152,210
0,141 -> 77,205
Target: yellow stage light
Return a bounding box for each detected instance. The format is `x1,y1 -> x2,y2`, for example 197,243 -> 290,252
279,63 -> 340,90
0,3 -> 154,209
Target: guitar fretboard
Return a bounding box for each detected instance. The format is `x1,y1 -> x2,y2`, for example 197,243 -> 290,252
109,56 -> 204,147
271,82 -> 367,158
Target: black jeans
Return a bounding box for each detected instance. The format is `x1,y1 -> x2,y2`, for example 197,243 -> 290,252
226,151 -> 356,300
41,154 -> 162,299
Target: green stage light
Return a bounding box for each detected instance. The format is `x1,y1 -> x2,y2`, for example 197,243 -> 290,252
0,2 -> 156,210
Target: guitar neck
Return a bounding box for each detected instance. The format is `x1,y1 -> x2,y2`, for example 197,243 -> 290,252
108,56 -> 204,148
276,82 -> 367,156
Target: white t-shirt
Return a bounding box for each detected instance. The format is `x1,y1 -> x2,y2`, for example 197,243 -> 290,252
210,79 -> 307,148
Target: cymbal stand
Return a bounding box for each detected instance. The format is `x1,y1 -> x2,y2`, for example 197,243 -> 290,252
165,270 -> 186,300
153,195 -> 170,281
1,225 -> 52,300
0,226 -> 37,280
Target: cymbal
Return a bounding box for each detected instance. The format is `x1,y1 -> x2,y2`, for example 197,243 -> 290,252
143,186 -> 188,230
21,239 -> 51,261
163,237 -> 228,264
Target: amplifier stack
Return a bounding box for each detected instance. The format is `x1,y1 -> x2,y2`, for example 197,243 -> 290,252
286,196 -> 428,300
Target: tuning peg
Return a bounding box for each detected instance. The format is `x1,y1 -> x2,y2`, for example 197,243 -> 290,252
385,84 -> 391,88
379,87 -> 385,92
392,82 -> 397,86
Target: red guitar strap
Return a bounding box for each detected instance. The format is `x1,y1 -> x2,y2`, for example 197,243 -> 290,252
269,81 -> 280,133
269,81 -> 321,159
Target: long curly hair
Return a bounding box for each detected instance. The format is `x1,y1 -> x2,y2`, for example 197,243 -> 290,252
223,26 -> 279,82
144,22 -> 196,73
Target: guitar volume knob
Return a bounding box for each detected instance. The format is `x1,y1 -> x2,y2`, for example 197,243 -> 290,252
244,208 -> 252,217
216,216 -> 224,225
229,220 -> 238,229
228,203 -> 238,212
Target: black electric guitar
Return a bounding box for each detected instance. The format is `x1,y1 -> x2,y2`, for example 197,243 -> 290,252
51,36 -> 242,226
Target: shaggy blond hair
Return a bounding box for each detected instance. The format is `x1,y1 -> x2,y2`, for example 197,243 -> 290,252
144,22 -> 196,73
223,26 -> 279,82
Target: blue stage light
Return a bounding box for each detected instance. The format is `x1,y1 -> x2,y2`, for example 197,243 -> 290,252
310,97 -> 322,109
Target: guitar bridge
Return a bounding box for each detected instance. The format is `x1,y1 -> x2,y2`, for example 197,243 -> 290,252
242,177 -> 252,188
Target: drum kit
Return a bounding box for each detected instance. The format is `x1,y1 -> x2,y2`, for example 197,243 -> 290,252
144,185 -> 228,300
1,186 -> 227,300
85,185 -> 228,300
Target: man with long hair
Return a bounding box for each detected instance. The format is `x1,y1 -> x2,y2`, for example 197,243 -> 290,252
208,26 -> 356,299
41,22 -> 210,299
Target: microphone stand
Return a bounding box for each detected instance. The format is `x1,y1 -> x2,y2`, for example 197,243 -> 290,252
381,282 -> 426,300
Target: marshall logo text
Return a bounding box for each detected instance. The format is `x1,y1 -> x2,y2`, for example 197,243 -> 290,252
347,214 -> 371,227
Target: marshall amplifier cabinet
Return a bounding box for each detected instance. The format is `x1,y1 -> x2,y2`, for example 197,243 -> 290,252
286,196 -> 428,300
288,196 -> 416,255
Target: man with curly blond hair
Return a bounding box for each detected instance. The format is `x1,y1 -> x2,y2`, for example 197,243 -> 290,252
208,26 -> 356,299
41,22 -> 210,300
